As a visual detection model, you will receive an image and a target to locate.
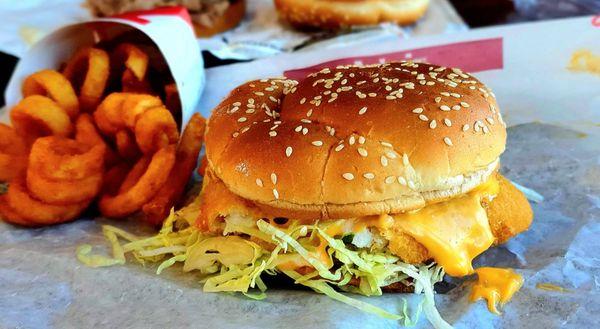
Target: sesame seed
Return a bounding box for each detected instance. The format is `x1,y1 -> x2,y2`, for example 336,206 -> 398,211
435,97 -> 442,103
398,177 -> 407,185
358,136 -> 366,144
486,117 -> 495,125
363,173 -> 375,180
306,109 -> 313,117
358,148 -> 368,157
269,131 -> 277,137
412,107 -> 424,114
295,125 -> 302,132
273,189 -> 279,199
444,118 -> 452,127
312,141 -> 323,147
269,96 -> 278,103
451,105 -> 461,111
402,154 -> 410,166
302,128 -> 308,135
271,173 -> 277,184
349,136 -> 356,145
440,105 -> 451,111
386,151 -> 397,159
429,120 -> 437,129
358,107 -> 368,115
408,181 -> 416,189
301,119 -> 311,123
483,126 -> 490,134
419,114 -> 429,121
441,92 -> 450,96
385,176 -> 395,184
462,124 -> 470,132
444,137 -> 453,146
238,117 -> 247,123
342,173 -> 355,181
335,144 -> 345,152
386,96 -> 397,100
232,102 -> 241,107
380,141 -> 393,147
450,93 -> 461,98
380,156 -> 389,167
254,92 -> 264,96
300,97 -> 306,104
232,132 -> 239,138
285,146 -> 293,157
256,178 -> 263,187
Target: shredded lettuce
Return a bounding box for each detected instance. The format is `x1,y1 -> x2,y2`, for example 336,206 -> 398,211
79,209 -> 453,328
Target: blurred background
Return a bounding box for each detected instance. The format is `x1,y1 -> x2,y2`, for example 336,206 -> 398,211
0,0 -> 598,107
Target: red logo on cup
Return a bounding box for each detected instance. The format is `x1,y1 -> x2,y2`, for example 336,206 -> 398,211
113,6 -> 193,27
592,15 -> 600,27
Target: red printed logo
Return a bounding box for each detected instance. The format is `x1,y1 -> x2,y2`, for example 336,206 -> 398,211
592,15 -> 600,27
284,38 -> 504,80
112,6 -> 193,27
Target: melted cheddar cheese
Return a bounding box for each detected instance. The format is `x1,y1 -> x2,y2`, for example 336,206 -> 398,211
470,267 -> 524,314
388,177 -> 499,277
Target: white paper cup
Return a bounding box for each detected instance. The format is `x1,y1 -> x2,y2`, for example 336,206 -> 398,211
4,6 -> 204,128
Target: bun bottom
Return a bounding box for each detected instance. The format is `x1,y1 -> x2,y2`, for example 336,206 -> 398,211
274,0 -> 430,30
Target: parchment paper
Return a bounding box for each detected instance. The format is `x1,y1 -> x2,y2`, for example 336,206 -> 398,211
2,16 -> 600,329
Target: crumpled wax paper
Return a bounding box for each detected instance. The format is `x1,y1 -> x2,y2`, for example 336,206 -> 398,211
2,16 -> 600,329
0,0 -> 466,60
1,122 -> 598,329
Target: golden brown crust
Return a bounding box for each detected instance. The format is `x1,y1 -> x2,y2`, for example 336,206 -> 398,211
274,0 -> 430,29
482,174 -> 534,244
205,62 -> 507,220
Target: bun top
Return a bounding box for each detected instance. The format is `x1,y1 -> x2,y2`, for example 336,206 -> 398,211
205,62 -> 506,219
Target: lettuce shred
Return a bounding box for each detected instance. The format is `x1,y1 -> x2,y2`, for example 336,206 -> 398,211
78,208 -> 452,328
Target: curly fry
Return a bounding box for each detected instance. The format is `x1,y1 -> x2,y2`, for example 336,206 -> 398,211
22,69 -> 79,118
63,47 -> 110,112
10,95 -> 73,143
99,145 -> 176,218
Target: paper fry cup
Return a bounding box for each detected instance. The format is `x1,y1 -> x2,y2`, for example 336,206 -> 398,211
4,6 -> 204,128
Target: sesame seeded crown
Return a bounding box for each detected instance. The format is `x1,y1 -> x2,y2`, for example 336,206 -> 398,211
205,62 -> 506,219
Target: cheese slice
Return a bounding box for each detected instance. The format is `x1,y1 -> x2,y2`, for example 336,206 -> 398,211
389,178 -> 498,277
470,267 -> 524,314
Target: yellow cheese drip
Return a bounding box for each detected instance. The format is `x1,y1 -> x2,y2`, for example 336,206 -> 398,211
470,267 -> 524,314
391,192 -> 495,277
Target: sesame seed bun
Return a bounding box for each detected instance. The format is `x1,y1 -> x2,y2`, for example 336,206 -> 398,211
273,0 -> 430,30
205,62 -> 507,220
